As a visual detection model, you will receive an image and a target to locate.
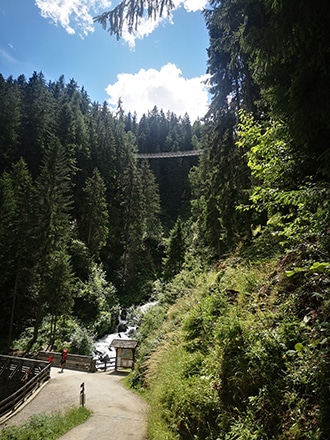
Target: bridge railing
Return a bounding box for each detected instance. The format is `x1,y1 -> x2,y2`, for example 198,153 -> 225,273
0,355 -> 51,423
136,150 -> 201,159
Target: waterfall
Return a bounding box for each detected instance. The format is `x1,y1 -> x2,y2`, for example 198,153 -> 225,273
93,301 -> 157,369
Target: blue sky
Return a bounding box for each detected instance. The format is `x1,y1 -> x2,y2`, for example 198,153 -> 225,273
0,0 -> 210,121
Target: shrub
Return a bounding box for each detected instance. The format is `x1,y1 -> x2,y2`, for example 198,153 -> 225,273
68,323 -> 94,355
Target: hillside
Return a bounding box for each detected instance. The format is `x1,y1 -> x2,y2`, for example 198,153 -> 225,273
129,244 -> 330,439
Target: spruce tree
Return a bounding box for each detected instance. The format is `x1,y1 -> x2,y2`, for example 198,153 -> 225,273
80,168 -> 109,258
28,138 -> 74,349
0,159 -> 34,350
0,75 -> 21,173
19,72 -> 56,175
163,217 -> 186,280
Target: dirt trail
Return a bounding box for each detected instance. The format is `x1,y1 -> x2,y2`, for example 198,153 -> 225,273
3,367 -> 148,440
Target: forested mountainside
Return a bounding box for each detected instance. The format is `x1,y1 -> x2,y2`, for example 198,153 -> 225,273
0,72 -> 201,351
1,0 -> 330,438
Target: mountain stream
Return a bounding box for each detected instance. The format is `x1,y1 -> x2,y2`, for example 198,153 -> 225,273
93,302 -> 157,370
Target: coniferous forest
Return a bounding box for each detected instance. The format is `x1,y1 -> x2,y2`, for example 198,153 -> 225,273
1,0 -> 330,438
0,72 -> 201,351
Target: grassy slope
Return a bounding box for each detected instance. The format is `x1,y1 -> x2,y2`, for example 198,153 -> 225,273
0,407 -> 91,440
130,246 -> 330,439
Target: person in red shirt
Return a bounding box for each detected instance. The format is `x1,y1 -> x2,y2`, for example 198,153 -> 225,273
60,349 -> 68,373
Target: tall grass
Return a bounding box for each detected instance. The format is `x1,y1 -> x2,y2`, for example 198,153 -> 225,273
0,406 -> 91,440
130,249 -> 330,439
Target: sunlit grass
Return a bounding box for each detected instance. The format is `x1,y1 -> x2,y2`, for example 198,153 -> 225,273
129,249 -> 329,439
0,406 -> 92,440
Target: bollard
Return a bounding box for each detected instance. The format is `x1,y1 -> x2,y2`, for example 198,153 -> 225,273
80,382 -> 85,407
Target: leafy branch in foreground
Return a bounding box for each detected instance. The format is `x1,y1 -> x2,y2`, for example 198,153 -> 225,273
94,0 -> 175,39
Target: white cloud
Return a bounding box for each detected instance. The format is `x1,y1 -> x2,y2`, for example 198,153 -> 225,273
121,0 -> 208,48
176,0 -> 208,12
35,0 -> 207,43
0,48 -> 17,64
35,0 -> 111,37
121,15 -> 168,49
105,63 -> 210,121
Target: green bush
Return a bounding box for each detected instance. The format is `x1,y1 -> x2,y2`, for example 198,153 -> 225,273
129,246 -> 330,439
146,343 -> 220,440
68,323 -> 94,355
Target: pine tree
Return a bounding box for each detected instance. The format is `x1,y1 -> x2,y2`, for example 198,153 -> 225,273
28,138 -> 74,349
94,0 -> 174,39
115,156 -> 162,298
163,217 -> 186,280
80,168 -> 109,258
45,250 -> 74,349
19,72 -> 56,175
0,75 -> 21,173
0,159 -> 34,349
242,0 -> 330,178
118,158 -> 145,293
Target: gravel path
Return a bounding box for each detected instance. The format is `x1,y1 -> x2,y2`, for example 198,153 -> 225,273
2,367 -> 148,440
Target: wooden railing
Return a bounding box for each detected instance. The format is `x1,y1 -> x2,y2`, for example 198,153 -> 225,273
95,355 -> 116,371
37,351 -> 96,372
0,355 -> 51,422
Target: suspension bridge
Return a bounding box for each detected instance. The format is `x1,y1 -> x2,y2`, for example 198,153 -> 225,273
136,150 -> 202,159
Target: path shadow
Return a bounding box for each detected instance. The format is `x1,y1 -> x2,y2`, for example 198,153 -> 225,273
107,370 -> 130,377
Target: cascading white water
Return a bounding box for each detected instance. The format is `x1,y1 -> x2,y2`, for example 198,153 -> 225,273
93,301 -> 157,370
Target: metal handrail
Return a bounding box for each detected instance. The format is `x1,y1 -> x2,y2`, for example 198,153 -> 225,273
0,355 -> 51,421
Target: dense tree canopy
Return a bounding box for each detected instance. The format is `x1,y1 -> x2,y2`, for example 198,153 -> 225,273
191,0 -> 330,258
0,72 -> 201,350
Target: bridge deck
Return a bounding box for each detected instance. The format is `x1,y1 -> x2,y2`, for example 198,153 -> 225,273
136,150 -> 201,159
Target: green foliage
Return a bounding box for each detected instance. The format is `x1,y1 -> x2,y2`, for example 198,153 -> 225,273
80,168 -> 109,258
0,73 -> 203,318
45,250 -> 75,317
135,107 -> 200,232
94,0 -> 174,40
130,245 -> 330,439
243,0 -> 330,178
237,111 -> 330,251
285,262 -> 330,278
11,316 -> 94,355
236,110 -> 295,189
116,155 -> 163,299
190,112 -> 253,258
0,158 -> 35,348
74,263 -> 118,337
162,218 -> 186,280
69,239 -> 93,282
0,406 -> 91,440
146,342 -> 220,440
68,323 -> 95,355
190,0 -> 330,262
0,74 -> 21,169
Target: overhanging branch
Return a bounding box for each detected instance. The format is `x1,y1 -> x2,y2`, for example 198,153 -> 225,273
94,0 -> 175,39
